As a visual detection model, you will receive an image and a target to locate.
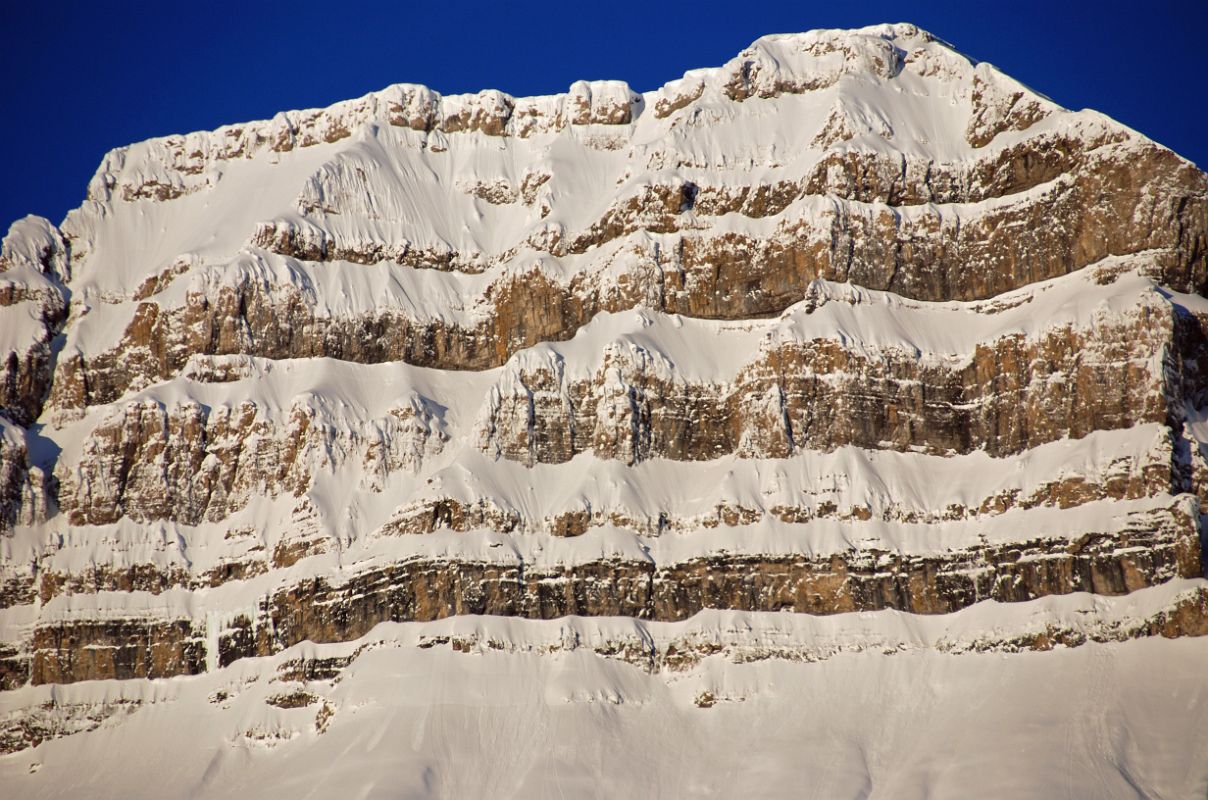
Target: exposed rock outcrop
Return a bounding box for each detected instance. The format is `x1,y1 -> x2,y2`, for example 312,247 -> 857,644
14,496 -> 1200,686
57,392 -> 446,526
3,25 -> 1208,719
478,302 -> 1184,465
0,216 -> 69,426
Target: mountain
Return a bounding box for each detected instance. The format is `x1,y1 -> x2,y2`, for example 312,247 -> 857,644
2,22 -> 1208,798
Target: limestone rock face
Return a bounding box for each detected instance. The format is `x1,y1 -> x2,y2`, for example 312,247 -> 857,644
477,298 -> 1187,465
9,496 -> 1201,689
0,422 -> 53,534
0,218 -> 68,534
44,135 -> 1208,415
2,27 -> 1208,786
0,217 -> 69,427
57,390 -> 446,526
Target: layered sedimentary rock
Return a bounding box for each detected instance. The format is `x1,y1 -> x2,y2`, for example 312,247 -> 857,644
2,25 -> 1208,789
10,494 -> 1201,688
0,217 -> 69,426
478,287 -> 1199,465
57,390 -> 446,527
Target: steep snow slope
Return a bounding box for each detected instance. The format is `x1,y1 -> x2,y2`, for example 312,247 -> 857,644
2,601 -> 1208,799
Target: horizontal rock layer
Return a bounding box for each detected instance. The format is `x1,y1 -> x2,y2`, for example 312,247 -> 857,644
48,148 -> 1208,413
2,23 -> 1208,734
8,497 -> 1198,686
57,393 -> 445,527
480,303 -> 1189,465
4,579 -> 1208,758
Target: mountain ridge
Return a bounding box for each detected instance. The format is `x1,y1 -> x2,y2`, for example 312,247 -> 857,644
2,22 -> 1208,798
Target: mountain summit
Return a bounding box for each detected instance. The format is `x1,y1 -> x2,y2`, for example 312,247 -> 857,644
2,23 -> 1207,798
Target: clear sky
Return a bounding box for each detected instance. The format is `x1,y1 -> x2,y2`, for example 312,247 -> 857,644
2,0 -> 1204,236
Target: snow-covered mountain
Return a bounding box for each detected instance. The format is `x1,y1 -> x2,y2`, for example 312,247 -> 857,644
2,22 -> 1208,798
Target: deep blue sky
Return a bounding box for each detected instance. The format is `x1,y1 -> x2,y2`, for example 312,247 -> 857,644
2,1 -> 1204,236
